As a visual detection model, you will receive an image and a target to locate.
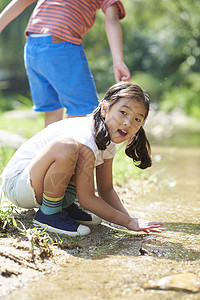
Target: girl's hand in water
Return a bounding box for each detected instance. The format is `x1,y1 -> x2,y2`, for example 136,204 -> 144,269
127,218 -> 166,233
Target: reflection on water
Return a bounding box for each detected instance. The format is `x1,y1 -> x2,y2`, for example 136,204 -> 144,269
87,223 -> 200,262
7,146 -> 200,300
58,220 -> 199,267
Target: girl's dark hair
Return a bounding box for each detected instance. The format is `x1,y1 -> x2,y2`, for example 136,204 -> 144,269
125,127 -> 151,169
93,105 -> 110,150
93,82 -> 152,169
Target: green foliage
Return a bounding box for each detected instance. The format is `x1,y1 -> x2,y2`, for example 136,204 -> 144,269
0,147 -> 16,174
113,144 -> 148,186
85,0 -> 200,117
0,0 -> 200,117
0,110 -> 44,138
0,202 -> 53,258
160,73 -> 200,118
130,72 -> 164,103
0,93 -> 32,111
0,110 -> 44,175
0,1 -> 34,71
0,93 -> 19,111
0,202 -> 82,255
0,204 -> 16,233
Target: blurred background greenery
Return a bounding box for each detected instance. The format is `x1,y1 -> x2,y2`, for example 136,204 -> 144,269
0,0 -> 199,117
0,0 -> 200,181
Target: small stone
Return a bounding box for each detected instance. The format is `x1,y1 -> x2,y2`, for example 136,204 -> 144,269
143,273 -> 200,293
139,247 -> 151,256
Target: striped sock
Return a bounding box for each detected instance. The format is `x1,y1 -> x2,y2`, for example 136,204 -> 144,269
62,181 -> 77,208
41,193 -> 64,215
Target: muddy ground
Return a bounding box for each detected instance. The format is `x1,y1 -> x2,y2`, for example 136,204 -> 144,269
1,172 -> 200,300
1,184 -> 145,299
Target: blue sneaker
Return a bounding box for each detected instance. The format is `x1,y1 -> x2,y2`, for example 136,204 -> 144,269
63,203 -> 102,225
33,209 -> 90,237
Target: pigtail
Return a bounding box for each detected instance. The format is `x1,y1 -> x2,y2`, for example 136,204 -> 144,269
125,127 -> 152,169
93,106 -> 111,150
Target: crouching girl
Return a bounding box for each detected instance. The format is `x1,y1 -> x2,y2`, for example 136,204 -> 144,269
1,82 -> 165,236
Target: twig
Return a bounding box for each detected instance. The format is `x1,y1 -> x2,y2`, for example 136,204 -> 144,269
0,250 -> 41,271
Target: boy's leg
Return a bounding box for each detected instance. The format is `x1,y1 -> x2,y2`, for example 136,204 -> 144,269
45,108 -> 64,127
29,137 -> 90,236
24,36 -> 98,125
24,35 -> 64,127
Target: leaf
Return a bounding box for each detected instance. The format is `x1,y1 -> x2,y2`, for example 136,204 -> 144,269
12,217 -> 17,228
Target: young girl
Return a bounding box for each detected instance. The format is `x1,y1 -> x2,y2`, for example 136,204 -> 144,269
1,82 -> 165,237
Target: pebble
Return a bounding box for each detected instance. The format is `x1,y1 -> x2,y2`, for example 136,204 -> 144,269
143,273 -> 200,293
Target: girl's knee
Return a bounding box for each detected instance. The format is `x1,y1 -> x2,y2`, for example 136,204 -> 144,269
54,138 -> 79,161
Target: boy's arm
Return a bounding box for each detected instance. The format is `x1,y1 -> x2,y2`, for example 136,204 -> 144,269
0,0 -> 37,33
104,3 -> 131,82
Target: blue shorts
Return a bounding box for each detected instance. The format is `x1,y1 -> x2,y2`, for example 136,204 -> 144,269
24,35 -> 99,116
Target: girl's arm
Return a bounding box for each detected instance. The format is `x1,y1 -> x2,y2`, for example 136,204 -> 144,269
76,144 -> 131,228
104,3 -> 131,83
96,158 -> 165,233
96,158 -> 130,216
76,145 -> 165,233
0,0 -> 37,33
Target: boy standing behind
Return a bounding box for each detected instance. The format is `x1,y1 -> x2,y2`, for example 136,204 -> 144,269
0,0 -> 131,126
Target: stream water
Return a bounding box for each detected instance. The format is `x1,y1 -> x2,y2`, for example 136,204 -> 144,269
7,141 -> 200,299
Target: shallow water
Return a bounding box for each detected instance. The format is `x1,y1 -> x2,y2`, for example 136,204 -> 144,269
8,146 -> 200,300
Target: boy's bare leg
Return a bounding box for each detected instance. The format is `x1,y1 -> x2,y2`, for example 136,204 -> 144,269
67,114 -> 85,118
45,108 -> 64,127
45,110 -> 85,127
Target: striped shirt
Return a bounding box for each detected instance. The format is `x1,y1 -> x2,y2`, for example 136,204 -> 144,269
25,0 -> 126,45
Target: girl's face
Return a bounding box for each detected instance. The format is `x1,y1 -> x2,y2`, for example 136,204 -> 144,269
101,98 -> 146,144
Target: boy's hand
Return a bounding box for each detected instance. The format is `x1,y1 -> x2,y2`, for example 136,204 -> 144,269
127,218 -> 166,233
113,61 -> 131,83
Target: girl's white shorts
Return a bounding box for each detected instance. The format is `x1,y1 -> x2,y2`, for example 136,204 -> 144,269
1,166 -> 41,209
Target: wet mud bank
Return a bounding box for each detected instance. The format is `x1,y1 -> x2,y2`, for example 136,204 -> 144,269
1,146 -> 200,299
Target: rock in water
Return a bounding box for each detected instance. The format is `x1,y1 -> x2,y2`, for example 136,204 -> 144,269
143,273 -> 200,293
139,247 -> 151,256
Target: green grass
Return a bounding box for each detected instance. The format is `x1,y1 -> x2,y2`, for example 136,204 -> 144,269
113,143 -> 149,186
0,110 -> 44,175
0,93 -> 33,112
0,147 -> 16,174
0,111 -> 44,139
0,203 -> 80,258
